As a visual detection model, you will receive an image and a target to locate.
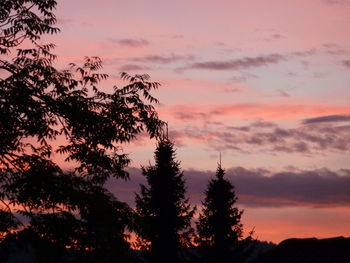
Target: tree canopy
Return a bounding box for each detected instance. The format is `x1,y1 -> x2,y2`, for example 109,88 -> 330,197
0,0 -> 164,260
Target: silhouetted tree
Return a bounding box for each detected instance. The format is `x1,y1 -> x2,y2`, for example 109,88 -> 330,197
0,0 -> 164,261
135,138 -> 195,263
196,165 -> 244,263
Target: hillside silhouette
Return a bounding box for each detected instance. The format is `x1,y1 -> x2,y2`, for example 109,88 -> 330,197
252,236 -> 350,263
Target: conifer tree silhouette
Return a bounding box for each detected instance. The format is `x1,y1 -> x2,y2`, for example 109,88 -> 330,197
135,137 -> 195,263
196,164 -> 244,263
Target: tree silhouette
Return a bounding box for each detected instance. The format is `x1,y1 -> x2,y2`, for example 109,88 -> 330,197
196,164 -> 244,263
135,138 -> 195,263
0,0 -> 164,261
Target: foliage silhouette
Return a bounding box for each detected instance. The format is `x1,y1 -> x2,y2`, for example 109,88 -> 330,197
135,138 -> 195,263
1,0 -> 164,261
196,165 -> 245,263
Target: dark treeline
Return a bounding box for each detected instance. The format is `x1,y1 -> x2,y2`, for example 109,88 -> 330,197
1,1 -> 254,263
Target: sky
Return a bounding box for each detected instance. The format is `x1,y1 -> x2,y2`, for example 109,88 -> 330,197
46,0 -> 350,243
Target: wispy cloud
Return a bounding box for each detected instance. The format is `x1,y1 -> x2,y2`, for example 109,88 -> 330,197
259,33 -> 286,42
302,115 -> 350,124
230,72 -> 259,83
172,111 -> 209,121
342,60 -> 350,68
130,54 -> 195,64
186,54 -> 284,71
174,123 -> 350,154
180,49 -> 316,71
110,38 -> 150,47
189,167 -> 350,207
323,44 -> 348,55
167,103 -> 350,121
163,106 -> 350,154
102,54 -> 196,69
291,49 -> 317,57
276,90 -> 290,97
322,0 -> 350,5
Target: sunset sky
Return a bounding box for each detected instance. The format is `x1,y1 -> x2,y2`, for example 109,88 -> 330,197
49,0 -> 350,243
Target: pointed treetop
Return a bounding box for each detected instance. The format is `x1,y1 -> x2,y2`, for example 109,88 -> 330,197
216,163 -> 225,179
216,152 -> 225,179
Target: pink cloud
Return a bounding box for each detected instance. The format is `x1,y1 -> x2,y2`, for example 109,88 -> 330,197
160,78 -> 244,92
164,103 -> 350,121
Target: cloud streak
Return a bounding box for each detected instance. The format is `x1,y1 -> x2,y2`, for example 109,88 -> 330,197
189,167 -> 350,208
343,60 -> 350,68
180,49 -> 316,72
166,103 -> 350,122
111,38 -> 149,47
174,122 -> 350,154
161,104 -> 350,154
107,167 -> 350,208
322,0 -> 350,5
131,54 -> 195,64
302,115 -> 350,124
187,54 -> 284,71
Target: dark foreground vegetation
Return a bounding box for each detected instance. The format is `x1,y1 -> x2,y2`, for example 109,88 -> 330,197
0,1 -> 250,262
1,1 -> 349,263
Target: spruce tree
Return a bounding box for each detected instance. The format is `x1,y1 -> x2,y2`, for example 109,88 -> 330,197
196,165 -> 244,263
135,138 -> 195,263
